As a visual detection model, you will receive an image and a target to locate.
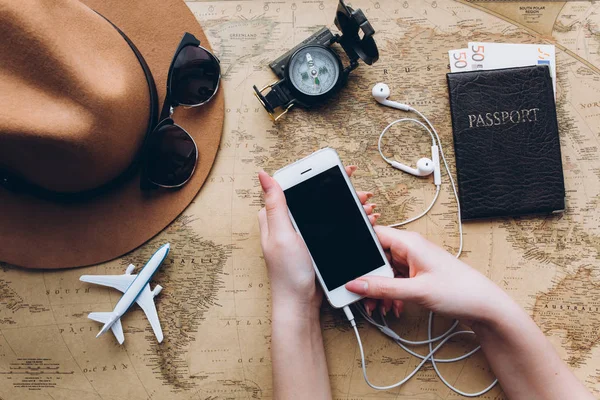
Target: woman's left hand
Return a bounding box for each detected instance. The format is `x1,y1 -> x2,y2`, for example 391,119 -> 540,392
258,166 -> 378,316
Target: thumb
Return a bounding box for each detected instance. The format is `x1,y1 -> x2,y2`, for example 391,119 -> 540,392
258,170 -> 294,234
345,276 -> 424,303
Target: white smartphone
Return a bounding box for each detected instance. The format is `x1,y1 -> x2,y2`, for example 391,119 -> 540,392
273,147 -> 394,308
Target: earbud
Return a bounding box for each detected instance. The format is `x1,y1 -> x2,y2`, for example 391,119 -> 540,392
375,84 -> 442,182
372,82 -> 390,101
372,83 -> 412,111
390,158 -> 435,177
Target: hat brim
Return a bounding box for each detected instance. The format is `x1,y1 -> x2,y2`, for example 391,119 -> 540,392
0,0 -> 224,269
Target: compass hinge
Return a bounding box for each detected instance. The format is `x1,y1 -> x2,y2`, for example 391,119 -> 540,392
253,81 -> 294,122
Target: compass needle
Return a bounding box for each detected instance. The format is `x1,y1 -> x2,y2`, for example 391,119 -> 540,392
290,46 -> 340,95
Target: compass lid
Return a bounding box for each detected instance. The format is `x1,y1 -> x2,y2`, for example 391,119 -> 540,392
334,0 -> 379,65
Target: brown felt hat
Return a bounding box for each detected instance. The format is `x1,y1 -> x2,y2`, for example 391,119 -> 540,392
0,0 -> 224,269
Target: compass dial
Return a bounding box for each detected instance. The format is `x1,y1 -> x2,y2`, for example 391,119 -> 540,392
288,46 -> 340,96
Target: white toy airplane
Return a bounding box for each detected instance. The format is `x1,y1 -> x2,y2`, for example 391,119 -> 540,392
80,243 -> 169,344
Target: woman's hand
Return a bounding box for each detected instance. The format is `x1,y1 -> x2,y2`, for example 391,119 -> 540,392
346,226 -> 514,324
259,169 -> 596,400
258,166 -> 378,316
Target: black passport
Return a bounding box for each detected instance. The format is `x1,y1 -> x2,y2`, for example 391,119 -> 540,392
447,65 -> 565,220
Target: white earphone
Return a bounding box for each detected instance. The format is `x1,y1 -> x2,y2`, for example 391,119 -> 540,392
372,82 -> 411,111
372,80 -> 462,251
372,83 -> 441,184
340,84 -> 495,398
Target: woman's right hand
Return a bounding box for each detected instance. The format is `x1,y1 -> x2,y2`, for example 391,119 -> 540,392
347,227 -> 597,400
345,226 -> 516,325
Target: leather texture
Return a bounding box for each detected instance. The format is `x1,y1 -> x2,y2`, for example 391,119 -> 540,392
447,65 -> 565,220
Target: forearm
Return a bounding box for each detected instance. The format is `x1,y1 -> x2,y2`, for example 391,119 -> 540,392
472,297 -> 593,400
271,300 -> 332,399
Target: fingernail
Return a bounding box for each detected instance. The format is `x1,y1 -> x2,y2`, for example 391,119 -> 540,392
365,303 -> 372,317
380,305 -> 387,317
370,204 -> 377,210
347,279 -> 369,295
373,213 -> 381,220
258,170 -> 272,192
394,305 -> 400,318
366,192 -> 374,199
349,165 -> 358,172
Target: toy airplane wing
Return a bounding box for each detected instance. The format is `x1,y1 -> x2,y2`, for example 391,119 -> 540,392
79,273 -> 136,293
79,264 -> 137,293
136,284 -> 164,343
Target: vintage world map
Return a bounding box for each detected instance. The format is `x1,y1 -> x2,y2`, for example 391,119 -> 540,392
2,0 -> 600,398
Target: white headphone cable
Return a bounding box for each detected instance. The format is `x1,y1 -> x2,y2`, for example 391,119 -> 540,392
388,186 -> 440,228
378,118 -> 441,229
410,106 -> 463,257
344,303 -> 498,396
344,106 -> 497,396
377,113 -> 462,256
377,118 -> 436,165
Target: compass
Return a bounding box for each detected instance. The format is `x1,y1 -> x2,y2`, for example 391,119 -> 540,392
253,0 -> 379,121
288,46 -> 341,97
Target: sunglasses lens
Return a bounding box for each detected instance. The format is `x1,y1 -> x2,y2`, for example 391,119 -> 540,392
171,46 -> 220,105
145,122 -> 197,187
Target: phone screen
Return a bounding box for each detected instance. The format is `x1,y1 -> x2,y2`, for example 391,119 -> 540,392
283,165 -> 386,291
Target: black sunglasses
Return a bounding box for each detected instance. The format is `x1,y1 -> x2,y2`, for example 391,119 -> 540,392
140,32 -> 221,190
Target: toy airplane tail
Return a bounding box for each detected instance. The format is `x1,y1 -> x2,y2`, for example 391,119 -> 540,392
88,312 -> 124,344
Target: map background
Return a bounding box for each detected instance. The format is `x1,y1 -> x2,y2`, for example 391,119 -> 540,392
1,0 -> 600,398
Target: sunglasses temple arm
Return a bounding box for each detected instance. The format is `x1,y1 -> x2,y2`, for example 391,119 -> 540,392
159,94 -> 173,121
